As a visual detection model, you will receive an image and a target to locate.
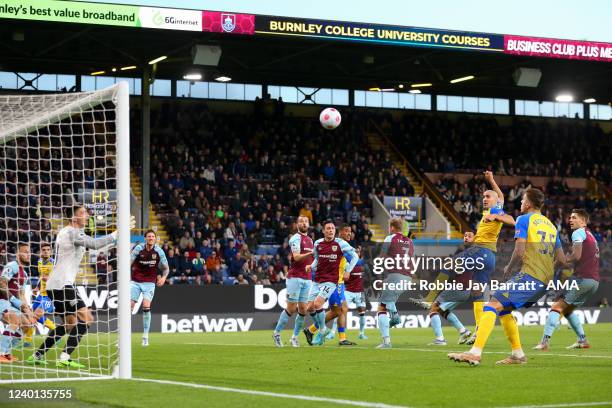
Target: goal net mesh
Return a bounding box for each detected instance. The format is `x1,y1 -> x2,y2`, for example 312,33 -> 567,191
0,86 -> 124,382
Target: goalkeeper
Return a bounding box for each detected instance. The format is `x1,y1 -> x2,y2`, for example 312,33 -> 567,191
27,205 -> 121,368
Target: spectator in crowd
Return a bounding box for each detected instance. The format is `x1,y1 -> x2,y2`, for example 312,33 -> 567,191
178,250 -> 193,283
96,251 -> 108,285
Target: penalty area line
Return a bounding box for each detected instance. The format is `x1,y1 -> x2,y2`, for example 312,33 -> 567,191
132,377 -> 410,408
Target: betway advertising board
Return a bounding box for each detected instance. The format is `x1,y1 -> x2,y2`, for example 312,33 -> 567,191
1,0 -> 610,62
22,285 -> 612,334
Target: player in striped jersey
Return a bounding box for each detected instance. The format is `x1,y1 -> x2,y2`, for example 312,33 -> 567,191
534,209 -> 600,350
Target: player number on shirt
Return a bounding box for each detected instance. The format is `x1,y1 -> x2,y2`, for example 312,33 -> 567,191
536,230 -> 555,256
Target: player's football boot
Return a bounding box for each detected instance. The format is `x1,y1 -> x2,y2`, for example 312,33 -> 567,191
57,359 -> 86,369
26,355 -> 48,366
566,340 -> 591,349
533,342 -> 549,351
457,330 -> 472,344
408,296 -> 431,310
448,351 -> 481,366
375,342 -> 392,349
142,337 -> 149,347
325,331 -> 336,340
303,328 -> 313,346
495,355 -> 527,365
272,333 -> 284,347
389,315 -> 401,328
338,340 -> 357,346
429,339 -> 447,346
312,332 -> 325,346
358,333 -> 368,340
465,333 -> 477,345
290,336 -> 300,347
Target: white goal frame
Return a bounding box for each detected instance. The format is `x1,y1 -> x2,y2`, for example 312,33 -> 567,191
0,82 -> 131,381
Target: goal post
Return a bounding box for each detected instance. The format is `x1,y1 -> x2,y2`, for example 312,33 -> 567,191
0,82 -> 131,382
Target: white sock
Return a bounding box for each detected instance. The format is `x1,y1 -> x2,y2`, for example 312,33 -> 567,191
383,336 -> 391,345
436,336 -> 445,341
60,352 -> 71,361
469,346 -> 482,356
512,348 -> 525,359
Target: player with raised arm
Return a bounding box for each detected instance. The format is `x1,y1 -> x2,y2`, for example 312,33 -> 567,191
449,188 -> 565,365
27,205 -> 120,368
306,220 -> 358,346
131,230 -> 169,346
375,217 -> 414,349
0,243 -> 38,362
411,171 -> 515,344
26,243 -> 57,347
534,209 -> 599,351
273,216 -> 314,347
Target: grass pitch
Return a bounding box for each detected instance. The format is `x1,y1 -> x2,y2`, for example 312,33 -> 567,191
1,323 -> 612,408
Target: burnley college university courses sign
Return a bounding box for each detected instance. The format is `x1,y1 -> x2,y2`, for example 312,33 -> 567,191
1,0 -> 611,62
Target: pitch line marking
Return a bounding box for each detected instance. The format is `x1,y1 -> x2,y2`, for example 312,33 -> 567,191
493,402 -> 612,408
132,377 -> 410,408
183,342 -> 612,359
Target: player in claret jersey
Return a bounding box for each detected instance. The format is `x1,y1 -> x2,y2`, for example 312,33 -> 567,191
376,217 -> 415,349
535,209 -> 600,351
306,220 -> 358,346
427,231 -> 475,346
0,243 -> 38,363
273,216 -> 314,347
131,230 -> 169,346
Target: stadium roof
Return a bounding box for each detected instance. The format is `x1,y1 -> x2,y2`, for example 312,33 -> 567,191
1,20 -> 611,102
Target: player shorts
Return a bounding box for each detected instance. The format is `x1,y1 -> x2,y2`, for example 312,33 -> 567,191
0,299 -> 19,315
48,286 -> 87,315
308,282 -> 337,302
379,273 -> 413,304
131,281 -> 156,302
492,272 -> 546,310
345,290 -> 366,308
285,278 -> 312,304
563,277 -> 599,307
456,245 -> 496,285
328,283 -> 346,307
32,295 -> 55,314
436,289 -> 472,312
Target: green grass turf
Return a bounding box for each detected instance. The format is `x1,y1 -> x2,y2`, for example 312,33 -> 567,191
1,323 -> 612,408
